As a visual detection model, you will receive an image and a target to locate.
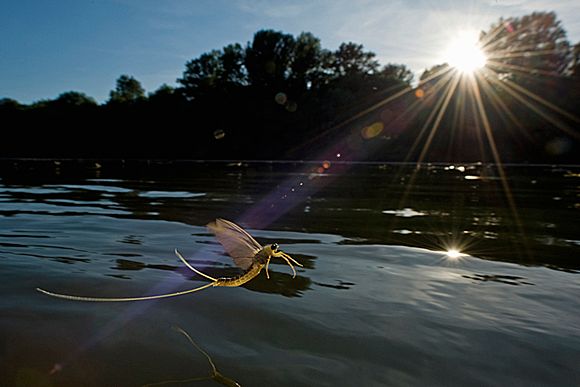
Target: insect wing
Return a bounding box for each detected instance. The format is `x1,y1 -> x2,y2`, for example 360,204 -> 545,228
207,219 -> 262,270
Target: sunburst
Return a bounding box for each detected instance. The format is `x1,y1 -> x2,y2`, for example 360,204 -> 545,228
443,30 -> 487,75
366,14 -> 580,265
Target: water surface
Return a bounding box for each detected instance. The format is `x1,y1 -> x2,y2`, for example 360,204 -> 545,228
0,160 -> 579,386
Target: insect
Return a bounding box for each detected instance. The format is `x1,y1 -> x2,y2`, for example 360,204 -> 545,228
36,218 -> 302,302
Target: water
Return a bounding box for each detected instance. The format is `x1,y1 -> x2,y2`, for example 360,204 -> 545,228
0,160 -> 579,386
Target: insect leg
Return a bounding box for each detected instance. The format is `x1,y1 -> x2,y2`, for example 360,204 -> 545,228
272,251 -> 299,277
265,257 -> 271,279
281,252 -> 303,267
279,254 -> 296,278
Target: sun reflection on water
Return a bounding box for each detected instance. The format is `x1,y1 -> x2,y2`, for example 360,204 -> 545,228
446,249 -> 464,259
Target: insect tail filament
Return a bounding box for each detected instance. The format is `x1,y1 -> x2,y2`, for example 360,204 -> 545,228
175,249 -> 217,282
35,282 -> 215,302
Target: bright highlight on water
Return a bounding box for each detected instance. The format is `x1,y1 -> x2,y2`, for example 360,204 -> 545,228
446,249 -> 464,259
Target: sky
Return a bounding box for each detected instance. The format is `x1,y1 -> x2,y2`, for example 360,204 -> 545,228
1,0 -> 579,104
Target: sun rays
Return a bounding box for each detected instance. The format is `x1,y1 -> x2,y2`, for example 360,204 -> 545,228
443,30 -> 488,75
233,12 -> 578,267
295,14 -> 579,265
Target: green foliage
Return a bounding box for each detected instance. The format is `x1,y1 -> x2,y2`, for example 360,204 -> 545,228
178,44 -> 246,100
108,74 -> 145,104
570,42 -> 580,78
482,12 -> 571,78
149,84 -> 175,98
289,32 -> 326,90
54,91 -> 97,107
2,13 -> 578,162
330,42 -> 379,78
245,29 -> 296,89
0,98 -> 23,111
419,63 -> 450,82
379,64 -> 413,85
177,29 -> 382,101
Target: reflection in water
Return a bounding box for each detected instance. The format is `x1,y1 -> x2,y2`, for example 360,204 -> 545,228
462,273 -> 534,286
143,327 -> 241,387
382,208 -> 426,217
3,250 -> 91,265
118,234 -> 144,245
445,249 -> 464,259
111,257 -> 313,297
36,219 -> 305,302
0,161 -> 577,271
1,161 -> 580,386
314,280 -> 355,290
138,191 -> 206,199
114,258 -> 177,272
243,269 -> 311,297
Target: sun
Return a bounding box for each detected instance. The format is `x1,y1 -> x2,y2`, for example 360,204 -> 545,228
443,31 -> 487,74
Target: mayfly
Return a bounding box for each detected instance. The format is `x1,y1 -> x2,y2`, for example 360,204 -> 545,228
36,219 -> 302,302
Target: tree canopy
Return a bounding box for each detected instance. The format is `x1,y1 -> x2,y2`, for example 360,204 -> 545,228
482,12 -> 571,78
1,12 -> 578,163
54,91 -> 97,107
108,75 -> 145,104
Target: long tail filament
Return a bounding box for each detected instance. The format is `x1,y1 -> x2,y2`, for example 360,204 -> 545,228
174,249 -> 217,281
36,248 -> 302,301
36,282 -> 215,302
36,249 -> 218,302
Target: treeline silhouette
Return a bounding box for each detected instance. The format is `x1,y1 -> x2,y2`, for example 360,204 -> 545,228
1,11 -> 579,163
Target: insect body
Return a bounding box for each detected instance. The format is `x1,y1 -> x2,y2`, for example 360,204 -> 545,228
36,219 -> 302,302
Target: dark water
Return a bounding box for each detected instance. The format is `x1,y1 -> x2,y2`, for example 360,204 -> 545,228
1,160 -> 579,386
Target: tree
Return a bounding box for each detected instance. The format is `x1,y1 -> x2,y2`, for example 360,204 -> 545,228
481,12 -> 571,78
221,43 -> 248,85
147,84 -> 175,104
146,84 -> 188,111
149,84 -> 175,98
570,42 -> 580,78
179,49 -> 223,99
108,74 -> 145,104
0,98 -> 23,111
288,32 -> 329,92
2,23 -> 577,162
245,29 -> 296,89
379,64 -> 414,85
417,63 -> 452,94
330,42 -> 379,78
178,43 -> 246,100
53,91 -> 97,107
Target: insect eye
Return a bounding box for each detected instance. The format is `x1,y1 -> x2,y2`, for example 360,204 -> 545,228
271,243 -> 279,251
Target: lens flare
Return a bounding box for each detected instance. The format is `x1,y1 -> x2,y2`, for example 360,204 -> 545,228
361,122 -> 384,139
213,129 -> 225,140
274,92 -> 287,105
444,31 -> 487,74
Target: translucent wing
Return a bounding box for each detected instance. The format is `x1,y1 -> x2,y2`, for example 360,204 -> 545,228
207,219 -> 262,270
